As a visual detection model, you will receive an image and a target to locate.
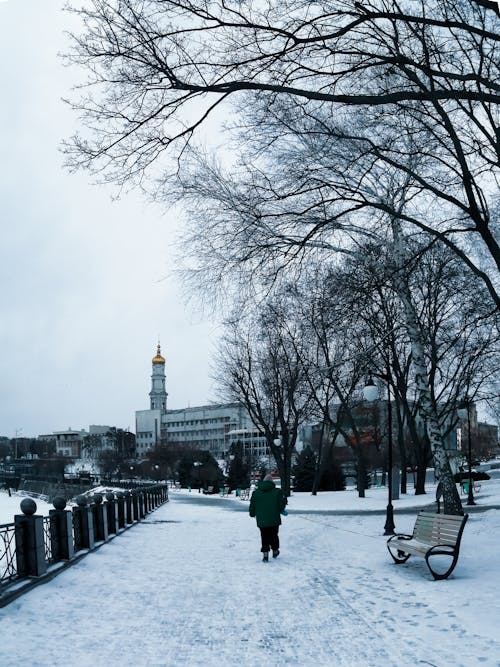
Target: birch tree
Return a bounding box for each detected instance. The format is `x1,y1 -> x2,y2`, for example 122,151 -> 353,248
338,240 -> 500,495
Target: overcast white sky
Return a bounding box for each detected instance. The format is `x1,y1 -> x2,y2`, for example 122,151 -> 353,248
0,0 -> 219,438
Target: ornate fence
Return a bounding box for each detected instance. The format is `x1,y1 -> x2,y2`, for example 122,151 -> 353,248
42,516 -> 54,565
0,523 -> 17,584
0,484 -> 168,599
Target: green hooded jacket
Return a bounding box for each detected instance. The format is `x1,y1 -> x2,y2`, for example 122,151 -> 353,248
249,479 -> 287,528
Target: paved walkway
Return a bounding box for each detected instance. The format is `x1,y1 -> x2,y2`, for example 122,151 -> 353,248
1,494 -> 499,667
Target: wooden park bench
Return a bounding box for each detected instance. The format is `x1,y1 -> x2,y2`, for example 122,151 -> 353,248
386,511 -> 468,580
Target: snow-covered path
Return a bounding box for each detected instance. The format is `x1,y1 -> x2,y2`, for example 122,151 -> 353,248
1,492 -> 500,666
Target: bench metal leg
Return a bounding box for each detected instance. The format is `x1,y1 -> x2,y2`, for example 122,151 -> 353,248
425,548 -> 459,581
386,536 -> 412,564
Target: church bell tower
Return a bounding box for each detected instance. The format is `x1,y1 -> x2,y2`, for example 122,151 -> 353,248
149,343 -> 168,411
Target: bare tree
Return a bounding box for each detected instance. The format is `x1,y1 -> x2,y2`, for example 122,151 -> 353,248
64,0 -> 500,306
338,239 -> 499,494
64,0 -> 499,510
280,268 -> 377,497
215,301 -> 313,496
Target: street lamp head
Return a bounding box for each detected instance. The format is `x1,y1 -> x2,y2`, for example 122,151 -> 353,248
363,377 -> 379,402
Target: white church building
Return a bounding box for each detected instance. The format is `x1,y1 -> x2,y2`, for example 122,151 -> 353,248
135,344 -> 268,460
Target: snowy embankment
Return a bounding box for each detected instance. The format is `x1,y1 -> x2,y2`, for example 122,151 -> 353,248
1,483 -> 500,667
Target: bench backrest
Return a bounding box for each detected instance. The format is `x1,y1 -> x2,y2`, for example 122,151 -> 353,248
413,511 -> 468,546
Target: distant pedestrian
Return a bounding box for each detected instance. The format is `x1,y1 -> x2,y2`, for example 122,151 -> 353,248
249,474 -> 287,562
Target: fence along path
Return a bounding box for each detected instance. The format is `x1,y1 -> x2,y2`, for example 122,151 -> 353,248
0,484 -> 168,605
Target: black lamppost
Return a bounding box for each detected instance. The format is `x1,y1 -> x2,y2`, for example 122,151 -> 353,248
364,374 -> 395,535
193,461 -> 202,492
14,427 -> 22,460
457,399 -> 475,506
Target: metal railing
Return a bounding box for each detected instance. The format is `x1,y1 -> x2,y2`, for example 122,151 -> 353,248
0,484 -> 168,595
0,523 -> 17,584
43,516 -> 54,565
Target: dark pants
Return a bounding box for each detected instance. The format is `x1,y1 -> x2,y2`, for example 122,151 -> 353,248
259,525 -> 280,553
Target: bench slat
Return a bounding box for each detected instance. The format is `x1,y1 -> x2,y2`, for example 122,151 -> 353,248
414,513 -> 465,546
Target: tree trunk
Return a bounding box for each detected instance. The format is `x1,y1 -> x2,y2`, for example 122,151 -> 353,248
311,420 -> 327,496
395,402 -> 407,494
391,219 -> 462,514
415,462 -> 427,495
414,433 -> 430,494
356,448 -> 366,498
282,443 -> 292,497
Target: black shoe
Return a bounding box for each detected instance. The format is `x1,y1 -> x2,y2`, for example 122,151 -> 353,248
272,549 -> 280,559
262,552 -> 269,562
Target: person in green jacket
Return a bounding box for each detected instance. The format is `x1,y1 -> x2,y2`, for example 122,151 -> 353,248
249,474 -> 287,562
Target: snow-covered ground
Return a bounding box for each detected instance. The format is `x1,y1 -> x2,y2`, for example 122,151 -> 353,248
1,476 -> 500,666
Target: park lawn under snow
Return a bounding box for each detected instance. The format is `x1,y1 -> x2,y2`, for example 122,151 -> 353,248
1,477 -> 500,666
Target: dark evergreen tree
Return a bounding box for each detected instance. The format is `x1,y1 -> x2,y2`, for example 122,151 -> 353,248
227,443 -> 250,491
98,449 -> 122,478
354,461 -> 371,492
177,450 -> 224,489
292,446 -> 317,492
148,441 -> 191,481
176,453 -> 195,488
319,455 -> 346,492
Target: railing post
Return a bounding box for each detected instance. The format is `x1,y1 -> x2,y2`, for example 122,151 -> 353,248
93,493 -> 109,542
90,499 -> 98,541
138,490 -> 146,519
131,490 -> 139,521
72,495 -> 95,551
14,498 -> 47,577
116,492 -> 126,529
147,487 -> 153,512
106,492 -> 119,534
49,496 -> 74,562
125,491 -> 133,524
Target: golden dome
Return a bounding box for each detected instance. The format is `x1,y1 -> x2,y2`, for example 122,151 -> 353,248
152,343 -> 165,364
